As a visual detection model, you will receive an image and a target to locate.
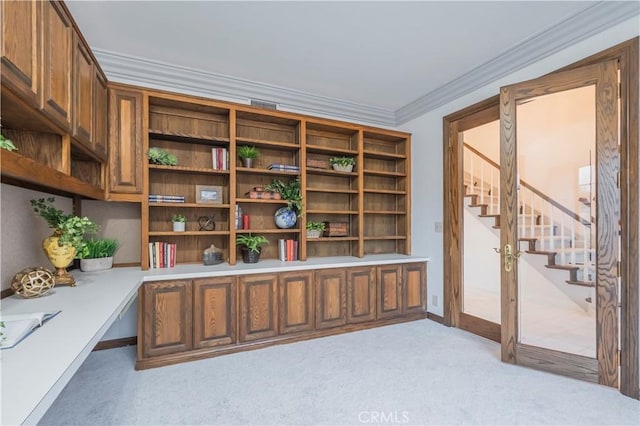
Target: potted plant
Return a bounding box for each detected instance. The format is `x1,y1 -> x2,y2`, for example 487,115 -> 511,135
79,238 -> 119,272
171,214 -> 186,232
236,233 -> 269,263
306,221 -> 325,238
31,197 -> 98,286
265,177 -> 303,228
329,156 -> 356,172
0,133 -> 17,152
147,147 -> 178,166
238,145 -> 259,168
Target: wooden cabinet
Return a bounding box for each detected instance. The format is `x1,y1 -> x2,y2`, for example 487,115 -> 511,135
377,264 -> 403,319
108,87 -> 144,195
193,277 -> 236,349
347,266 -> 376,323
40,0 -> 72,130
279,270 -> 313,334
403,262 -> 426,314
315,268 -> 347,329
239,274 -> 278,342
93,70 -> 108,159
140,280 -> 192,358
72,31 -> 94,147
1,0 -> 40,106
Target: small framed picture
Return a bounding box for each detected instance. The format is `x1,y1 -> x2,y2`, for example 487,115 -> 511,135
196,185 -> 223,204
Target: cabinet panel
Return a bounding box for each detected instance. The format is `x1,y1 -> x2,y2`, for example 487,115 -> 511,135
377,264 -> 402,319
279,270 -> 313,334
72,32 -> 93,146
315,268 -> 346,329
193,276 -> 236,349
347,266 -> 376,323
142,280 -> 192,358
108,87 -> 143,194
1,0 -> 39,105
403,262 -> 426,314
239,274 -> 278,342
93,70 -> 108,159
41,0 -> 72,130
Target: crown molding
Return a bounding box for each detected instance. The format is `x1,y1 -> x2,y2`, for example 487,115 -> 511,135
395,1 -> 640,125
93,49 -> 397,127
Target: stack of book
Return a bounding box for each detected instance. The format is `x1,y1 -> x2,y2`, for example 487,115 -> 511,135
268,164 -> 300,173
212,147 -> 229,170
149,194 -> 185,203
149,242 -> 177,268
278,239 -> 298,261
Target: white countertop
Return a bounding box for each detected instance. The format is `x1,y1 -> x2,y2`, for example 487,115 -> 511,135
0,254 -> 428,425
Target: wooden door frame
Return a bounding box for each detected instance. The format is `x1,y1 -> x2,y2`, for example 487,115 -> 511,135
443,38 -> 638,398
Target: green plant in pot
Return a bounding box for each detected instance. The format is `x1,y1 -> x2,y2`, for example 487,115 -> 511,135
78,238 -> 119,272
236,234 -> 269,263
306,221 -> 325,238
265,176 -> 302,216
0,133 -> 17,152
147,147 -> 178,166
238,145 -> 259,168
31,197 -> 98,286
171,214 -> 186,232
329,156 -> 356,172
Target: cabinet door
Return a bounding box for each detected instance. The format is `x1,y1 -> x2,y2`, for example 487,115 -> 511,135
315,268 -> 346,329
72,32 -> 93,147
193,276 -> 236,349
1,0 -> 39,105
403,262 -> 426,314
108,87 -> 143,194
41,0 -> 72,130
93,70 -> 108,160
347,266 -> 376,323
279,270 -> 313,334
141,280 -> 192,358
377,264 -> 402,319
239,274 -> 278,342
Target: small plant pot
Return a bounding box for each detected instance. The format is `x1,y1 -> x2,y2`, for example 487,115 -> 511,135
173,222 -> 186,232
306,229 -> 322,239
332,164 -> 353,173
242,158 -> 254,168
80,256 -> 114,272
241,248 -> 261,263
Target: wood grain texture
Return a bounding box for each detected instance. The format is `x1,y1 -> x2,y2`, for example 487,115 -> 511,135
347,266 -> 376,323
71,31 -> 93,146
193,276 -> 236,349
459,312 -> 500,343
376,264 -> 402,319
315,268 -> 347,329
279,270 -> 314,334
517,343 -> 598,383
403,262 -> 426,313
93,336 -> 137,351
239,274 -> 278,342
93,69 -> 108,160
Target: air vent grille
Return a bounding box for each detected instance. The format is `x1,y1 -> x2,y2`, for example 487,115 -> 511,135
250,99 -> 278,110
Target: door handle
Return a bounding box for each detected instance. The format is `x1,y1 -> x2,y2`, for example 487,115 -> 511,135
495,244 -> 522,272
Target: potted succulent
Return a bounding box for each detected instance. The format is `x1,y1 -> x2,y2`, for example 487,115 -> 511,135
30,197 -> 99,286
79,238 -> 119,272
306,221 -> 325,238
329,156 -> 356,172
147,147 -> 178,166
238,145 -> 259,168
171,214 -> 187,232
236,233 -> 269,263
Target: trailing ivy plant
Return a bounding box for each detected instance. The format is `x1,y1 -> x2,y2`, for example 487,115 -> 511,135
147,147 -> 178,166
265,176 -> 302,215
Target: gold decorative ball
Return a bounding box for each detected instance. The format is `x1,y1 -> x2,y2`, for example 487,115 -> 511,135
11,267 -> 55,298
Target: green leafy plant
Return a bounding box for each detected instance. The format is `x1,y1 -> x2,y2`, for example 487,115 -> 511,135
79,238 -> 119,259
171,214 -> 186,223
265,176 -> 302,214
236,233 -> 269,253
147,147 -> 178,166
237,145 -> 259,159
306,221 -> 326,231
329,156 -> 356,167
31,197 -> 99,256
0,134 -> 17,152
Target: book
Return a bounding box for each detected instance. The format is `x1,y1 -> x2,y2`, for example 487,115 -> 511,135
0,311 -> 61,349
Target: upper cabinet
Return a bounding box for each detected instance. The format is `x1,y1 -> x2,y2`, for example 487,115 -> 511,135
72,31 -> 94,147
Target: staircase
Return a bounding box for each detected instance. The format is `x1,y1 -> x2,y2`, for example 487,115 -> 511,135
463,144 -> 595,289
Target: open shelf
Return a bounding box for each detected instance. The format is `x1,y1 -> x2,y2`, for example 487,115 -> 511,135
363,150 -> 406,160
149,203 -> 231,208
306,168 -> 358,177
363,169 -> 406,177
364,236 -> 407,240
235,137 -> 299,151
363,189 -> 406,195
236,228 -> 301,234
306,209 -> 359,215
149,231 -> 230,237
149,164 -> 230,175
235,198 -> 288,205
307,188 -> 359,194
149,130 -> 230,145
307,237 -> 359,242
306,144 -> 358,156
364,210 -> 407,215
236,167 -> 300,176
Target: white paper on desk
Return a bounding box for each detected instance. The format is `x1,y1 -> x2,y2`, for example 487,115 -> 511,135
0,311 -> 61,349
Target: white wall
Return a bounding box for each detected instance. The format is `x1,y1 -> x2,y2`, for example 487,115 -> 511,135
402,18 -> 639,317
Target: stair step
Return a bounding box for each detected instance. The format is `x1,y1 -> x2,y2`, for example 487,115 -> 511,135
478,214 -> 499,218
526,250 -> 557,264
566,280 -> 596,288
546,264 -> 579,271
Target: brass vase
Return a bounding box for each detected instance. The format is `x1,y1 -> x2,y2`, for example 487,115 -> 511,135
42,231 -> 76,286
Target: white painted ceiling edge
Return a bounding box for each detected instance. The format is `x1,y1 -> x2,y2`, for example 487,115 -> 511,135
97,1 -> 638,128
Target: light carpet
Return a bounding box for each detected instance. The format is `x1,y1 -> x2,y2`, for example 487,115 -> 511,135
40,319 -> 640,425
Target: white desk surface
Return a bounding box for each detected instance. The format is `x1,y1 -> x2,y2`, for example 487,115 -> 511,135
0,254 -> 428,425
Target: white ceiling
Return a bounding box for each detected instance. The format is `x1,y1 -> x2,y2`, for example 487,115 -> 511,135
66,1 -> 637,125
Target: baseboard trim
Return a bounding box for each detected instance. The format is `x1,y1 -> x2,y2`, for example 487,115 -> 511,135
93,336 -> 137,351
1,288 -> 14,299
427,312 -> 444,324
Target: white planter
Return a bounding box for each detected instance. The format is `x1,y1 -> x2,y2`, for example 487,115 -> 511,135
332,164 -> 354,173
173,221 -> 186,232
306,229 -> 322,239
80,257 -> 113,272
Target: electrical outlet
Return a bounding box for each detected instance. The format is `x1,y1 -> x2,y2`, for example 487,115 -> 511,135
432,295 -> 438,306
435,222 -> 443,233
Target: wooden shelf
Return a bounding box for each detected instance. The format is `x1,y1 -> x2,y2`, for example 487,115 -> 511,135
149,164 -> 230,175
235,198 -> 288,204
364,236 -> 407,240
364,210 -> 407,215
306,168 -> 358,177
235,137 -> 299,151
236,167 -> 300,176
236,228 -> 301,234
363,150 -> 406,160
364,189 -> 406,195
306,188 -> 359,194
363,169 -> 406,177
149,129 -> 230,145
306,237 -> 359,242
306,144 -> 358,156
306,209 -> 358,215
149,203 -> 231,208
149,231 -> 230,236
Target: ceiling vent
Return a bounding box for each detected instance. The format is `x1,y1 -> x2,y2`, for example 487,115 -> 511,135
250,99 -> 278,110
